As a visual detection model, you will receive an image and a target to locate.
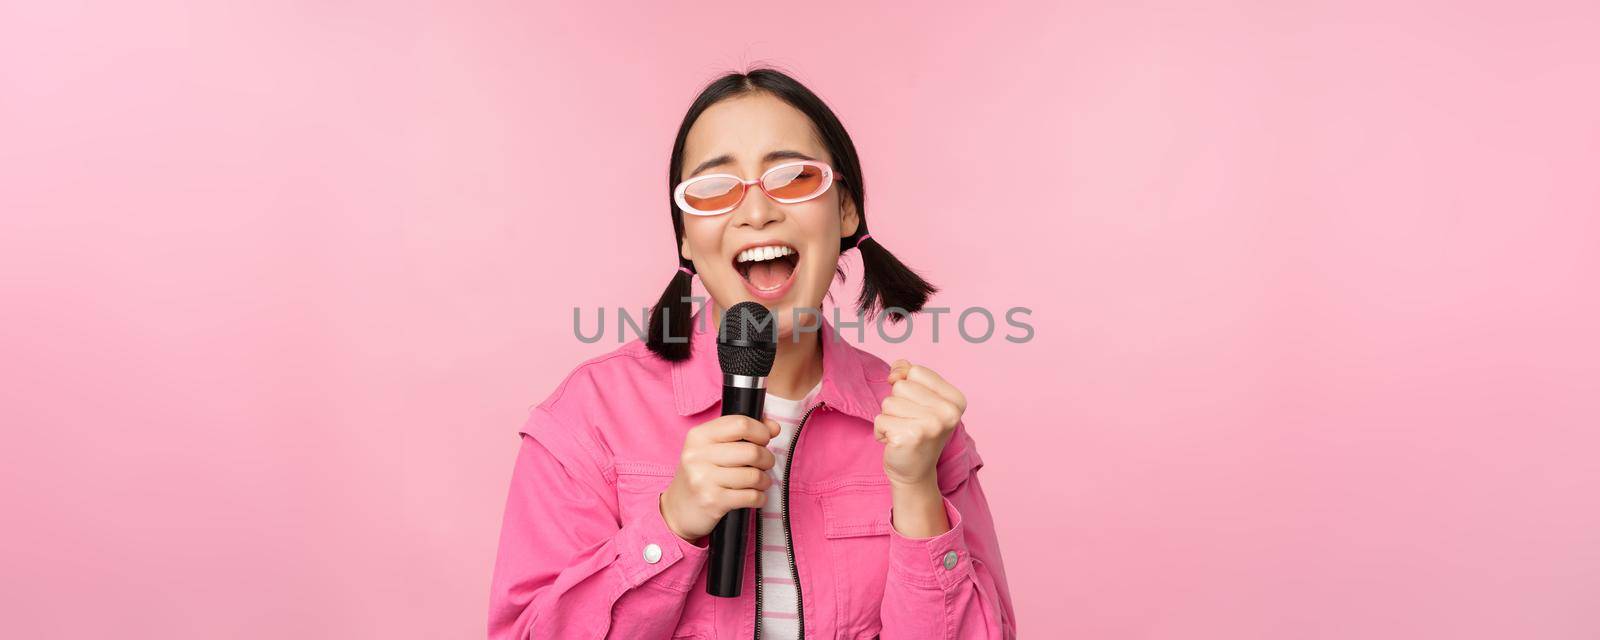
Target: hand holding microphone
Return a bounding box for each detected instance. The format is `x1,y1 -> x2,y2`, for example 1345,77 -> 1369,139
659,415 -> 780,542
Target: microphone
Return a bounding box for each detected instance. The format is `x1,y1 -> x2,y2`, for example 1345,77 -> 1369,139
707,301 -> 778,598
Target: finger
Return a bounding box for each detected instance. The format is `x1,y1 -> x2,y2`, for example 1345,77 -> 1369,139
702,415 -> 773,445
711,465 -> 773,491
766,418 -> 780,438
890,379 -> 946,410
873,413 -> 906,444
719,487 -> 767,510
894,379 -> 964,427
702,441 -> 775,470
904,365 -> 966,410
873,413 -> 921,446
881,395 -> 938,421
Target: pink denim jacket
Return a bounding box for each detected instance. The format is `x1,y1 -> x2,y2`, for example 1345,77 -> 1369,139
488,312 -> 1017,639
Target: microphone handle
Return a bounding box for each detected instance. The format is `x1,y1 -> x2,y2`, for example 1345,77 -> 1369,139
707,383 -> 765,597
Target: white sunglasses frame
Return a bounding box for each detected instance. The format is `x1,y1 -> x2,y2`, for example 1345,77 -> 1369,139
673,160 -> 836,216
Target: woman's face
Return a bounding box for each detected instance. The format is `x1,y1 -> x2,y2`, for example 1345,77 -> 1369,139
678,92 -> 859,338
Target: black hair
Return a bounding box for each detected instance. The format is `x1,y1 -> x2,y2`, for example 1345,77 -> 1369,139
647,66 -> 937,361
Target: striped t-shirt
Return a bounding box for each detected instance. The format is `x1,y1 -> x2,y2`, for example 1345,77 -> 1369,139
757,380 -> 822,640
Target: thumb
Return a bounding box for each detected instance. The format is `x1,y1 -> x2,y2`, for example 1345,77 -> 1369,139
887,359 -> 911,383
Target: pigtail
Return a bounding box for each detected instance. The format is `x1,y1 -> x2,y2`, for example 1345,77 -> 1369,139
645,263 -> 695,361
850,231 -> 938,322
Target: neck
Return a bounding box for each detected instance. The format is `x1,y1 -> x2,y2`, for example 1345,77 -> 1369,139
768,325 -> 823,401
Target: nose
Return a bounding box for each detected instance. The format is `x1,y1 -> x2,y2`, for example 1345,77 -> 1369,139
732,179 -> 784,229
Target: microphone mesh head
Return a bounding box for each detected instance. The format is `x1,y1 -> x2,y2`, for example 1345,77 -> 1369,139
717,302 -> 777,377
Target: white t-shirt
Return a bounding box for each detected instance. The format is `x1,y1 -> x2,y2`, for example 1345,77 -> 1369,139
757,380 -> 823,640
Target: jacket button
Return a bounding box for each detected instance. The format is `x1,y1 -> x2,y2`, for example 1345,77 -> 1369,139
644,543 -> 662,564
942,550 -> 958,570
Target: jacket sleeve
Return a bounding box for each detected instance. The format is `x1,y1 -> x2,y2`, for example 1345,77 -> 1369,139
488,405 -> 710,640
879,423 -> 1018,639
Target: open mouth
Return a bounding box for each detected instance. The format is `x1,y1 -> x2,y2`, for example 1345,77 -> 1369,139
732,242 -> 800,299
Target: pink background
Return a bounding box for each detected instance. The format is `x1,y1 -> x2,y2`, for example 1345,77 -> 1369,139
3,1 -> 1598,638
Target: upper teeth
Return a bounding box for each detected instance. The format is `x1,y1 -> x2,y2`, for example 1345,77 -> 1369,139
737,245 -> 795,263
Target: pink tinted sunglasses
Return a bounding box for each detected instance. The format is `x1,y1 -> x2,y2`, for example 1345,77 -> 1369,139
674,160 -> 837,216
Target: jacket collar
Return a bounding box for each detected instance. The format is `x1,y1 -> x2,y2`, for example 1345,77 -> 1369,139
671,309 -> 883,422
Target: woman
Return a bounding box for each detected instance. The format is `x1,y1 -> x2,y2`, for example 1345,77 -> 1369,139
489,67 -> 1016,640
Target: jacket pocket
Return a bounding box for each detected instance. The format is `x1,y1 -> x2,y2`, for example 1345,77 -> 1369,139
818,477 -> 894,539
817,448 -> 981,540
613,461 -> 677,521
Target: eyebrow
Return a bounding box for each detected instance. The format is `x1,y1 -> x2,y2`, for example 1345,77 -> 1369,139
688,150 -> 817,178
